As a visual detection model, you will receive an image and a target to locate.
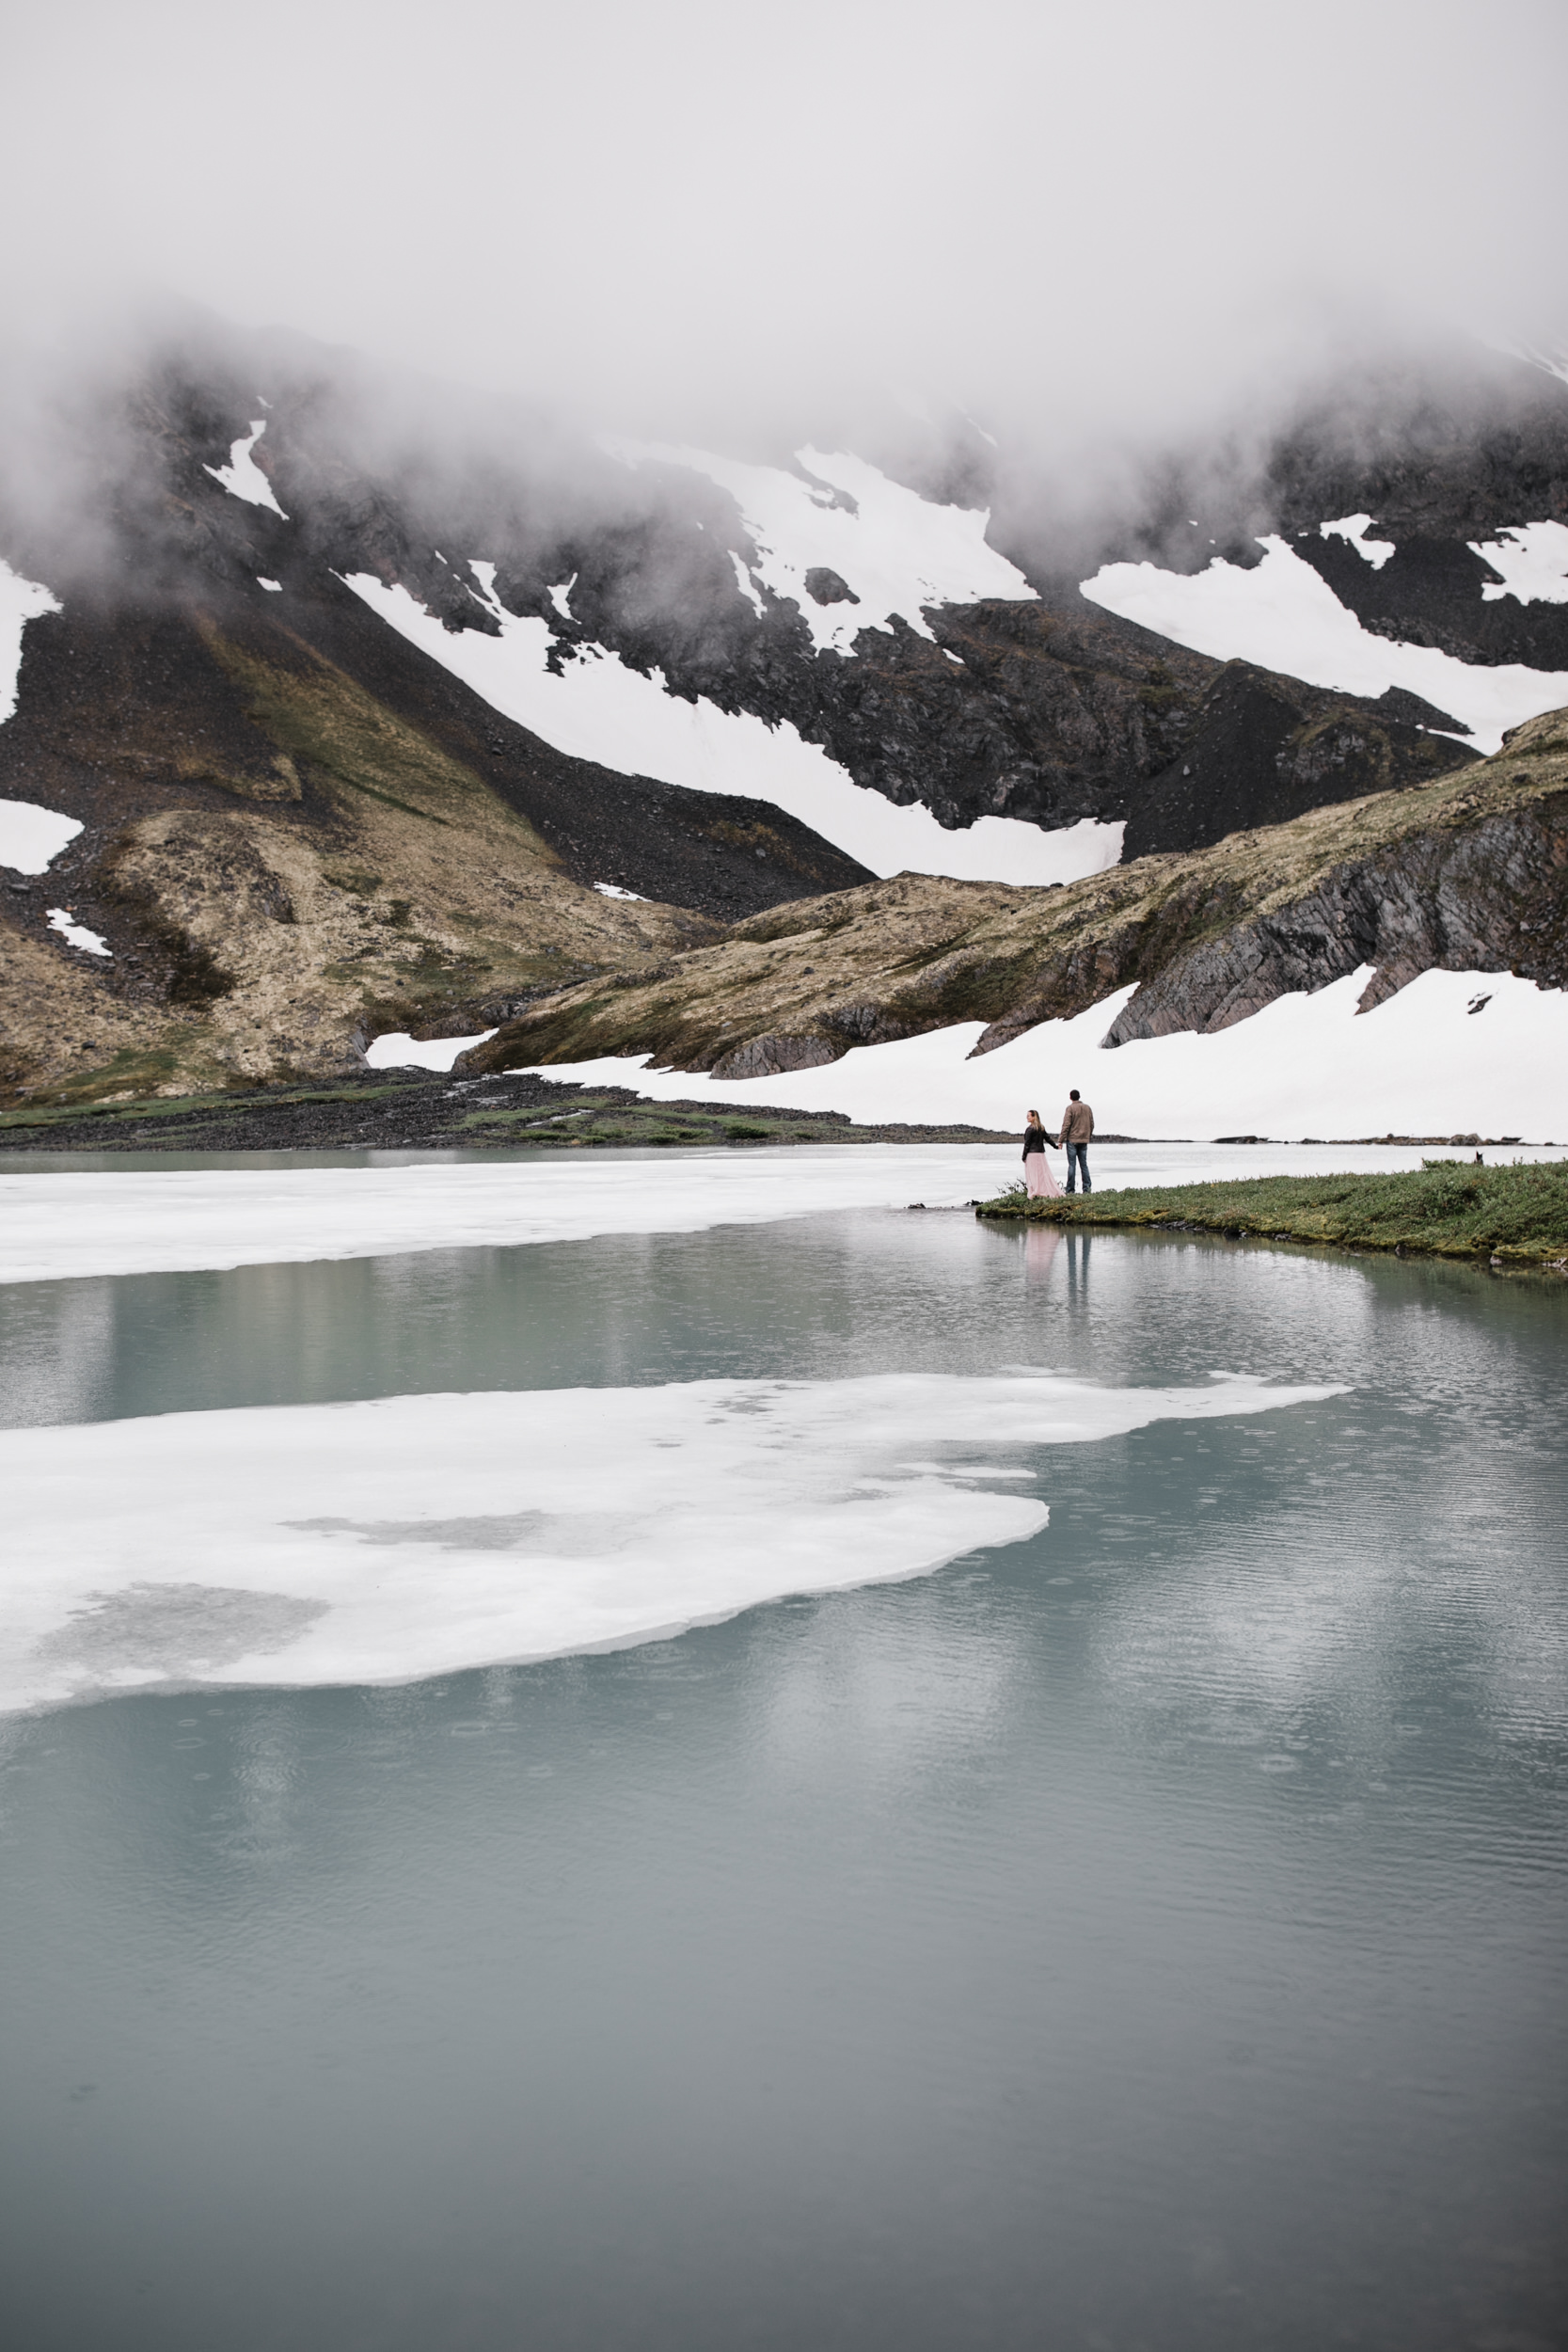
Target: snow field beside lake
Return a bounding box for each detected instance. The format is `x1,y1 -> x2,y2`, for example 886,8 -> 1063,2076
341,567 -> 1124,886
1081,535 -> 1568,751
0,1371 -> 1343,1714
514,966 -> 1568,1142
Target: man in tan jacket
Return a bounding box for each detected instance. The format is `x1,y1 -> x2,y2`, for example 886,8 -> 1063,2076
1058,1090 -> 1093,1192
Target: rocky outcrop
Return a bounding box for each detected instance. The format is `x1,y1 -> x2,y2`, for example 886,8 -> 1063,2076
458,710 -> 1568,1081
0,596 -> 742,1101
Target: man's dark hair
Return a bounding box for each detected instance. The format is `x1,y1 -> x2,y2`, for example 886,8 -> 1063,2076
1069,1089 -> 1080,1100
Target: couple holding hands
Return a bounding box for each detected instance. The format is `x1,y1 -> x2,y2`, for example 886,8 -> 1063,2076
1022,1093 -> 1094,1199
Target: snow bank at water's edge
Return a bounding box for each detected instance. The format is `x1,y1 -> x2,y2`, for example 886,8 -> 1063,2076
507,967 -> 1568,1141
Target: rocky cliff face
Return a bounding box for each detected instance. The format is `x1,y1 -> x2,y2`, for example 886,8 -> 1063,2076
458,711 -> 1568,1081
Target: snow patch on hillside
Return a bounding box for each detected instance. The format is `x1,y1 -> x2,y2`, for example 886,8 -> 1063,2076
204,421 -> 288,518
365,1027 -> 496,1072
1320,515 -> 1395,568
0,799 -> 81,874
46,907 -> 110,957
1,1370 -> 1339,1714
1081,537 -> 1568,750
1469,521 -> 1568,604
609,442 -> 1036,653
341,568 -> 1123,886
1,559 -> 61,723
521,967 -> 1568,1141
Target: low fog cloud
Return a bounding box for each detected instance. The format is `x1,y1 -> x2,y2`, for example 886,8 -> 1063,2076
2,0 -> 1564,482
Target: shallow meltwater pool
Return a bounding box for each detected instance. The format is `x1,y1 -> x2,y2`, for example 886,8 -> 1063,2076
1,1205 -> 1564,2352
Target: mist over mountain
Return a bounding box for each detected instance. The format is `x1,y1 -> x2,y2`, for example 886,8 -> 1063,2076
1,1 -> 1565,1114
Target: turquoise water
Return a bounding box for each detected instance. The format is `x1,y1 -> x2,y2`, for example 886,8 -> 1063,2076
1,1213 -> 1564,2350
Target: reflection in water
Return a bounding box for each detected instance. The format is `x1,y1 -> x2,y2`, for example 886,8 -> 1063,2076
0,1216 -> 1564,2352
1022,1224 -> 1060,1281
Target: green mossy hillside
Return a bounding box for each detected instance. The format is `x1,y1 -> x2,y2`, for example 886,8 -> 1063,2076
976,1161 -> 1568,1267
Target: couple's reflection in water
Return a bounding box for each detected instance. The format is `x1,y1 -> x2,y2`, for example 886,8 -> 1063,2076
1022,1223 -> 1091,1300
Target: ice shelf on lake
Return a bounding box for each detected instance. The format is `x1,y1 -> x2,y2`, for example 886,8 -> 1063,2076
340,567 -> 1124,887
0,1146 -> 1017,1284
1080,535 -> 1568,750
0,1370 -> 1343,1714
5,1133 -> 1562,1290
511,967 -> 1568,1141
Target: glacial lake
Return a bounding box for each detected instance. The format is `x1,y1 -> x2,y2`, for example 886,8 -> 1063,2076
1,1187 -> 1565,2351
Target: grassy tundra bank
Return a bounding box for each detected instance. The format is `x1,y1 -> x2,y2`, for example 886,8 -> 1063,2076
976,1160 -> 1568,1269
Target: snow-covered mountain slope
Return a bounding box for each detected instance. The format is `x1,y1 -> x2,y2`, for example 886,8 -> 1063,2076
1082,535 -> 1568,752
1,559 -> 60,722
607,441 -> 1037,651
2,323 -> 1565,1108
341,566 -> 1122,885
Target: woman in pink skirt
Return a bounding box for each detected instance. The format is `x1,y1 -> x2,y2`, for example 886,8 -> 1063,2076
1022,1108 -> 1062,1197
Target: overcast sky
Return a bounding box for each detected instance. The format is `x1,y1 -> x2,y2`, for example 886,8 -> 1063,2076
3,0 -> 1565,444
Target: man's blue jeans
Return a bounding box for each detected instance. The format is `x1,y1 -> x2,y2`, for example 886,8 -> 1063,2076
1065,1140 -> 1091,1192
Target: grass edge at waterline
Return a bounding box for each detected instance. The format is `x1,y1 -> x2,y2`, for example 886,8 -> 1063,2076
974,1160 -> 1568,1269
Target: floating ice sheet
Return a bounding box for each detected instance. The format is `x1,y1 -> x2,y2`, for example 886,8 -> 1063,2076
0,1371 -> 1344,1713
8,1134 -> 1554,1293
0,1145 -> 1019,1285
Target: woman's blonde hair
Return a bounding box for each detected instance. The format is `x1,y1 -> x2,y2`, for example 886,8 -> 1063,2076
1027,1108 -> 1041,1123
